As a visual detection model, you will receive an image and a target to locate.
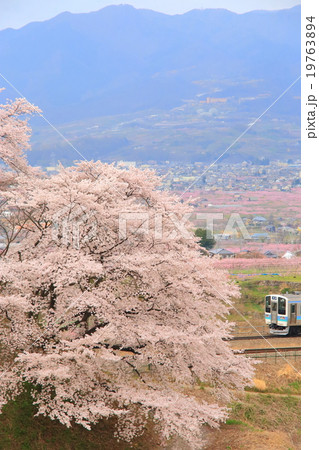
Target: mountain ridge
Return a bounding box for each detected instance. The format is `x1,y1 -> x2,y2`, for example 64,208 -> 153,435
0,4 -> 301,33
0,5 -> 301,164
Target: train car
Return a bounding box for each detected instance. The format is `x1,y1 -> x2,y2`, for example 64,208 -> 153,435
265,293 -> 301,336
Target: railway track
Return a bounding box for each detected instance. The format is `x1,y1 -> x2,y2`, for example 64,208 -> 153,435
235,346 -> 301,355
230,334 -> 298,341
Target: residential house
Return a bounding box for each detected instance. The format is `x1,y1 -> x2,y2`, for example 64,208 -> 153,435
282,251 -> 295,259
215,234 -> 231,240
209,248 -> 235,259
264,250 -> 278,258
251,233 -> 270,241
252,216 -> 267,224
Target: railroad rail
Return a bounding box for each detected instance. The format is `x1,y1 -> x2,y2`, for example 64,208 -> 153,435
222,334 -> 297,341
230,334 -> 287,341
230,334 -> 301,341
236,346 -> 301,355
233,346 -> 301,361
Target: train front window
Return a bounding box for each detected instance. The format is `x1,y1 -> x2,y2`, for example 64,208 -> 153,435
278,297 -> 286,315
272,302 -> 277,311
265,296 -> 271,313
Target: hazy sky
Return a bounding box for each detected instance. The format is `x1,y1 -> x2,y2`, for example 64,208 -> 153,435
0,0 -> 300,30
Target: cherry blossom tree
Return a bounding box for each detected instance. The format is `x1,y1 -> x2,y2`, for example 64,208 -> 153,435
0,89 -> 39,175
0,90 -> 41,256
0,94 -> 253,448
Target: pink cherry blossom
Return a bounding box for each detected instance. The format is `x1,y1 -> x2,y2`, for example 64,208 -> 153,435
0,94 -> 253,447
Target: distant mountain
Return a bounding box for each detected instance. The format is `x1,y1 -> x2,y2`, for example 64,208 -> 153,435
0,5 -> 300,123
0,5 -> 301,165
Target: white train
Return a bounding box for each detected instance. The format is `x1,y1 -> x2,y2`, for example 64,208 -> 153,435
265,293 -> 301,336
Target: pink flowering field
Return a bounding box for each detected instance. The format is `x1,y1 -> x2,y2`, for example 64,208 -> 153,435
184,188 -> 301,219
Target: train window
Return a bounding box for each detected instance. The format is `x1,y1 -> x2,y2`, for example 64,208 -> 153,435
265,296 -> 271,313
291,304 -> 296,314
278,297 -> 286,315
272,302 -> 277,311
